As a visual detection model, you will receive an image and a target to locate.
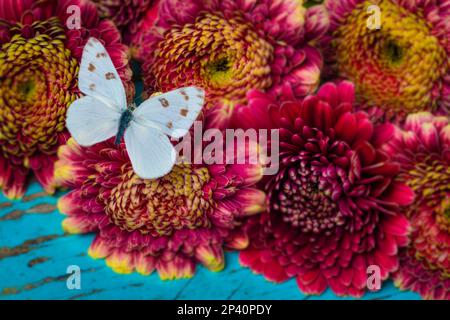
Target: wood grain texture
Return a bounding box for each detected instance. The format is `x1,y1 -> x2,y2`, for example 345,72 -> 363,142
0,182 -> 421,300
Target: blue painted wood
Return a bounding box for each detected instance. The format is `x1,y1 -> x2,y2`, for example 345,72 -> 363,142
0,181 -> 421,300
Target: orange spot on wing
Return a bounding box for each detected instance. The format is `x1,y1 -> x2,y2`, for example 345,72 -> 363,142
159,98 -> 169,107
180,90 -> 189,101
167,122 -> 173,129
105,72 -> 116,80
180,109 -> 188,117
88,63 -> 96,72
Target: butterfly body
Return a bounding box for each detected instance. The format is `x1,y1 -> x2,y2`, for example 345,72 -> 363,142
115,108 -> 134,145
66,38 -> 205,179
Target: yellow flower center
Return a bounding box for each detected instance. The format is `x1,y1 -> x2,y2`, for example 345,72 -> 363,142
406,156 -> 450,234
103,163 -> 214,236
436,198 -> 450,233
407,158 -> 450,208
151,13 -> 274,111
0,18 -> 78,160
333,0 -> 448,115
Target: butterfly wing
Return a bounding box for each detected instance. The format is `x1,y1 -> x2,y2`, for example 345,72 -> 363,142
124,121 -> 177,179
66,37 -> 126,147
66,96 -> 121,147
133,87 -> 205,139
78,37 -> 127,112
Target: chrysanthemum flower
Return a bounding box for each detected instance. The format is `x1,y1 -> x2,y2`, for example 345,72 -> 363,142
234,81 -> 414,297
384,112 -> 450,300
135,0 -> 329,128
91,0 -> 158,43
323,0 -> 450,119
55,136 -> 265,278
0,0 -> 133,199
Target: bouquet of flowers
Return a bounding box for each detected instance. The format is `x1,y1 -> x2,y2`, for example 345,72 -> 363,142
0,0 -> 448,300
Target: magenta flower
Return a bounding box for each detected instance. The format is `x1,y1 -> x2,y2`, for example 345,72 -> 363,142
234,81 -> 414,297
92,0 -> 159,44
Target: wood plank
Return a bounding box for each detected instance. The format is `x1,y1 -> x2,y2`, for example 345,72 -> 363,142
0,182 -> 421,300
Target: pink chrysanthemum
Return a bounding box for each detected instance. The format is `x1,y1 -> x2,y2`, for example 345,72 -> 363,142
135,0 -> 329,128
91,0 -> 158,43
322,0 -> 450,119
54,137 -> 265,279
234,81 -> 414,297
0,0 -> 133,199
384,112 -> 450,300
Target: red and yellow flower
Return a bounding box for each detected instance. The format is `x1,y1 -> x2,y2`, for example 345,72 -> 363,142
135,0 -> 329,128
0,0 -> 133,199
384,112 -> 450,300
322,0 -> 450,120
55,136 -> 265,279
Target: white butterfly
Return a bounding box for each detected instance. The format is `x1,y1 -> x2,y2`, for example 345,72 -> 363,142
66,37 -> 205,179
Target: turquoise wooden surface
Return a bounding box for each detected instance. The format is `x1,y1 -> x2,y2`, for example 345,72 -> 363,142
0,181 -> 421,300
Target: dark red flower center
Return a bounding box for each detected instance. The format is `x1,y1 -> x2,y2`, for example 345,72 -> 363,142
272,161 -> 344,234
268,128 -> 357,235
